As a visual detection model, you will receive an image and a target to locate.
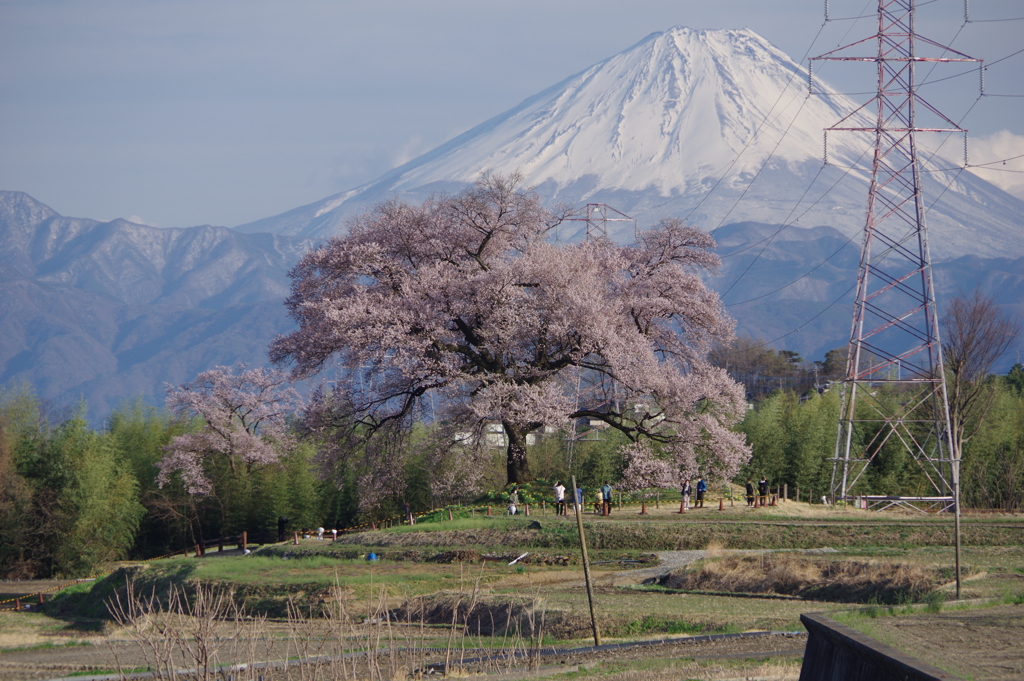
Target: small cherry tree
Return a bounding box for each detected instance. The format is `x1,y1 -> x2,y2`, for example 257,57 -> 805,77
271,174 -> 750,488
157,365 -> 300,496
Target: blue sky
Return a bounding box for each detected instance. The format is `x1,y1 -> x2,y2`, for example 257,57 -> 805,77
1,0 -> 1021,228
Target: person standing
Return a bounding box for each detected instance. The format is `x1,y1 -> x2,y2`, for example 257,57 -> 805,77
680,478 -> 692,511
758,476 -> 769,507
600,482 -> 613,516
745,479 -> 756,507
554,481 -> 566,516
508,486 -> 520,515
695,477 -> 707,508
575,485 -> 584,513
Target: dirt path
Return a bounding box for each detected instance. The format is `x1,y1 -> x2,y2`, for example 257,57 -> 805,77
842,603 -> 1024,681
0,631 -> 809,681
619,550 -> 707,584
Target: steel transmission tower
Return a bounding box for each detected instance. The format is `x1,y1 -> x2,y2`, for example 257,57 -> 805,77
563,204 -> 638,241
811,0 -> 980,506
561,204 -> 635,472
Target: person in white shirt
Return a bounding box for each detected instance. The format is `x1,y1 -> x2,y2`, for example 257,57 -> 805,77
553,481 -> 566,516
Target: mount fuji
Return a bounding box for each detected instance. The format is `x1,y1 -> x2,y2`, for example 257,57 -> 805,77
5,26 -> 1024,421
238,27 -> 1024,263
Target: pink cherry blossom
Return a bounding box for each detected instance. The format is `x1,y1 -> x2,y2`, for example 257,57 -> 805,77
271,174 -> 750,486
157,364 -> 300,494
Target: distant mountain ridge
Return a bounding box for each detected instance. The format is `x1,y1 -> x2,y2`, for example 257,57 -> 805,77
4,190 -> 1023,423
6,26 -> 1024,420
0,191 -> 312,422
235,27 -> 1024,264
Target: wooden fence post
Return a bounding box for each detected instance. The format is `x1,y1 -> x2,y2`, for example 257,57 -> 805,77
242,531 -> 248,553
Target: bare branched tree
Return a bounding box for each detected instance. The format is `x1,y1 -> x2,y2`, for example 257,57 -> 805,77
942,289 -> 1019,460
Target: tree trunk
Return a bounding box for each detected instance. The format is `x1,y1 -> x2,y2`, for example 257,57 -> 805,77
504,421 -> 534,484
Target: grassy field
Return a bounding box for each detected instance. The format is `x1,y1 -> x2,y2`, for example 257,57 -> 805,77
4,500 -> 1021,680
39,502 -> 1024,625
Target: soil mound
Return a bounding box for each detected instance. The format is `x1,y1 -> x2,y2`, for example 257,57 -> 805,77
660,553 -> 940,604
391,593 -> 590,639
427,550 -> 483,563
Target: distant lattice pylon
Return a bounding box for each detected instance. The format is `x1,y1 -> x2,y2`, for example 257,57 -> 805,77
811,0 -> 980,503
560,204 -> 635,473
563,204 -> 638,241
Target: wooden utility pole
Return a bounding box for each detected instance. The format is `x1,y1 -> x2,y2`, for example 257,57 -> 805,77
572,475 -> 601,646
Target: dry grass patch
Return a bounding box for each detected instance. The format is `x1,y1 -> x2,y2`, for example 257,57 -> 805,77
392,592 -> 591,639
661,553 -> 941,604
566,660 -> 801,681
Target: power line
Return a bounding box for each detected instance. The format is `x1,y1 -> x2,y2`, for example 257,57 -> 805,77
718,141 -> 871,287
715,0 -> 982,293
967,166 -> 1024,175
967,150 -> 1024,168
827,0 -> 876,48
985,47 -> 1024,67
687,5 -> 1019,243
662,23 -> 829,221
717,283 -> 858,355
722,2 -> 989,355
724,233 -> 859,307
708,95 -> 814,235
967,16 -> 1024,23
717,9 -> 955,302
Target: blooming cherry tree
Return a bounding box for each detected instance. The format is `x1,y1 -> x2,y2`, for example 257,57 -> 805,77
271,174 -> 750,485
618,440 -> 679,493
157,365 -> 300,494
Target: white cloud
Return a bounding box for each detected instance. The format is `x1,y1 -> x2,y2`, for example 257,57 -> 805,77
126,215 -> 158,227
967,130 -> 1024,200
391,136 -> 427,169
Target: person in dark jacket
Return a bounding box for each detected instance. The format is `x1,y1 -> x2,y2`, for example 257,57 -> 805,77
695,477 -> 707,508
745,479 -> 756,507
758,476 -> 769,507
680,478 -> 692,510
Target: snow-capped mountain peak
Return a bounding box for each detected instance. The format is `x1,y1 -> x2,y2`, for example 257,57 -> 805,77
238,26 -> 1024,262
